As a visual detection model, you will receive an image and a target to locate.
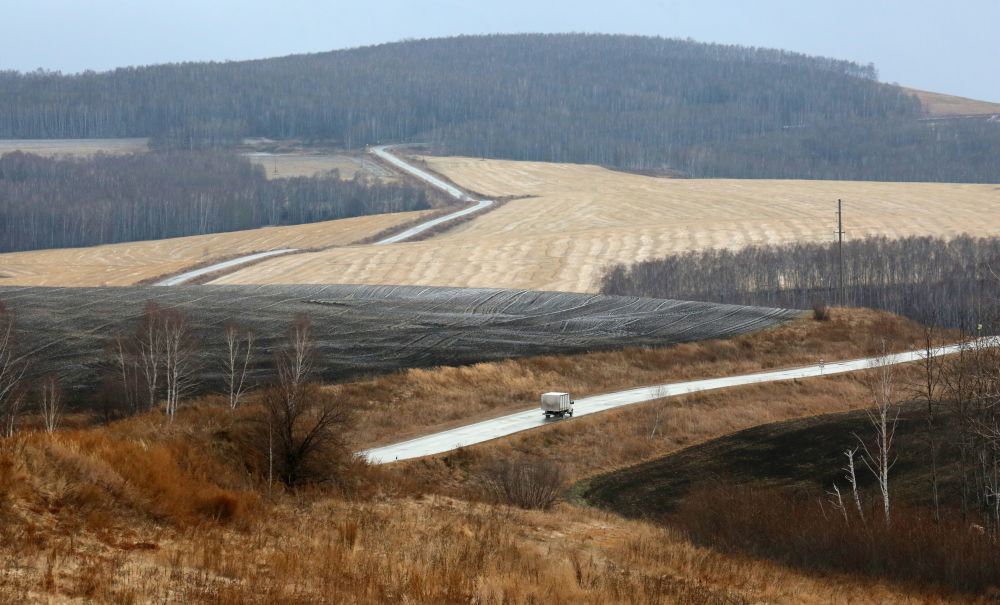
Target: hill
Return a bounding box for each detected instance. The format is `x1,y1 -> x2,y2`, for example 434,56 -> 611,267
0,284 -> 795,398
2,34 -> 999,182
211,155 -> 1000,292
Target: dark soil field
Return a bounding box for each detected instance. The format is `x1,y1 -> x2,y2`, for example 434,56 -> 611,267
0,284 -> 798,396
581,401 -> 966,519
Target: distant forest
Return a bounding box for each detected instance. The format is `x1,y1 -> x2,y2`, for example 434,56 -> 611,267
1,34 -> 998,182
0,152 -> 436,252
600,236 -> 1000,328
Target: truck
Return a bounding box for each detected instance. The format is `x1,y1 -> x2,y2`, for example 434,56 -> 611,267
540,392 -> 574,418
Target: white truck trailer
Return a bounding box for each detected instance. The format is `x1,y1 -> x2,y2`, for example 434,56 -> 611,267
541,392 -> 574,418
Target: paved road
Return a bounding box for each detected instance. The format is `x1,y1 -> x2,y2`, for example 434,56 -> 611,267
360,337 -> 1000,464
154,146 -> 493,285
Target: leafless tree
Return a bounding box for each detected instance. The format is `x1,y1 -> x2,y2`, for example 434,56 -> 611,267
136,301 -> 165,411
251,383 -> 352,488
108,333 -> 140,413
38,376 -> 63,434
914,324 -> 944,520
843,446 -> 865,523
161,308 -> 197,422
0,302 -> 28,437
276,314 -> 314,416
222,322 -> 255,411
857,346 -> 900,526
827,483 -> 848,524
244,314 -> 351,487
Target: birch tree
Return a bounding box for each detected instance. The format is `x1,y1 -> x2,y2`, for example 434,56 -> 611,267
161,308 -> 197,422
222,322 -> 254,411
38,376 -> 63,434
857,346 -> 899,526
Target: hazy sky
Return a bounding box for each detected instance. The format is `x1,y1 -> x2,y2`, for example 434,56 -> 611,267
3,0 -> 998,101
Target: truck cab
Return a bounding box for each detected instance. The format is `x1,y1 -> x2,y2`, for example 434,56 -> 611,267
540,392 -> 574,418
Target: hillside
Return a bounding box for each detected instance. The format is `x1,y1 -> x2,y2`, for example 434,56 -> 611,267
2,34 -> 999,182
212,155 -> 1000,292
0,284 -> 795,397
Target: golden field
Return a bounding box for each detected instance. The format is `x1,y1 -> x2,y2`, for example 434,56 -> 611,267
213,156 -> 1000,292
0,138 -> 149,156
0,211 -> 429,286
905,87 -> 1000,116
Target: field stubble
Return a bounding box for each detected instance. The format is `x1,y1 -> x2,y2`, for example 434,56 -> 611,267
214,156 -> 1000,292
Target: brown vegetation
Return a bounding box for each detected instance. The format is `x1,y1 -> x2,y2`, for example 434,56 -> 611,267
0,413 -> 972,604
345,309 -> 932,449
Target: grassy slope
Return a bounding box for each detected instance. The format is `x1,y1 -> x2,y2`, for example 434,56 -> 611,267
0,309 -> 968,604
580,402 -> 961,518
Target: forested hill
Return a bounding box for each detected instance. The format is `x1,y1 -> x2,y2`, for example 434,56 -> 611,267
2,34 -> 998,182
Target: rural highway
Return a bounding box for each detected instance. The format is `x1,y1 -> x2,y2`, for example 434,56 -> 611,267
360,337 -> 1000,464
153,145 -> 494,285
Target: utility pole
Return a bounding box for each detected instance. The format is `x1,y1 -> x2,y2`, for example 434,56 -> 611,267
837,199 -> 845,307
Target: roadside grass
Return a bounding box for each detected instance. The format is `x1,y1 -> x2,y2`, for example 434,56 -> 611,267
0,307 -> 974,603
345,307 -> 934,448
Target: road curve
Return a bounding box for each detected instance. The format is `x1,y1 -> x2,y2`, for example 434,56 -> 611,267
360,337 -> 1000,464
154,146 -> 493,286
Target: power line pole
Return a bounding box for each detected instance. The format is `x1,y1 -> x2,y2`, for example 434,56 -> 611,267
837,199 -> 845,307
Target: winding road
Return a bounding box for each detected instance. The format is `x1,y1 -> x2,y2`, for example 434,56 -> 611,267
153,146 -> 494,286
360,337 -> 1000,463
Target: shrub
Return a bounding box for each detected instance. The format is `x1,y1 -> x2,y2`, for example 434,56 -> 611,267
812,301 -> 832,321
478,458 -> 565,510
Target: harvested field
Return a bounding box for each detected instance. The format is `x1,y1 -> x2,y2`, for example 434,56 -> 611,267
0,284 -> 796,394
214,156 -> 1000,292
244,152 -> 398,181
905,87 -> 1000,116
0,137 -> 148,156
0,211 -> 429,286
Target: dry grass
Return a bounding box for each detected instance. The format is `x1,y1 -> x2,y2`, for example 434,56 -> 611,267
0,448 -> 970,604
0,210 -> 431,286
904,88 -> 1000,116
214,156 -> 1000,292
345,308 -> 934,448
0,309 -> 978,603
0,138 -> 150,156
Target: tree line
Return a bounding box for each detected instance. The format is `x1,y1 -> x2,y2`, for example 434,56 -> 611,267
600,235 -> 1000,328
1,34 -> 997,182
0,151 -> 436,252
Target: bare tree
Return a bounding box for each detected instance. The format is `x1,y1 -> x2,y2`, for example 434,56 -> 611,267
245,314 -> 351,487
276,314 -> 314,415
222,322 -> 255,411
252,383 -> 352,487
915,324 -> 944,520
857,346 -> 900,526
844,446 -> 865,522
108,332 -> 140,413
0,302 -> 28,437
161,308 -> 197,422
38,376 -> 63,434
135,301 -> 165,411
